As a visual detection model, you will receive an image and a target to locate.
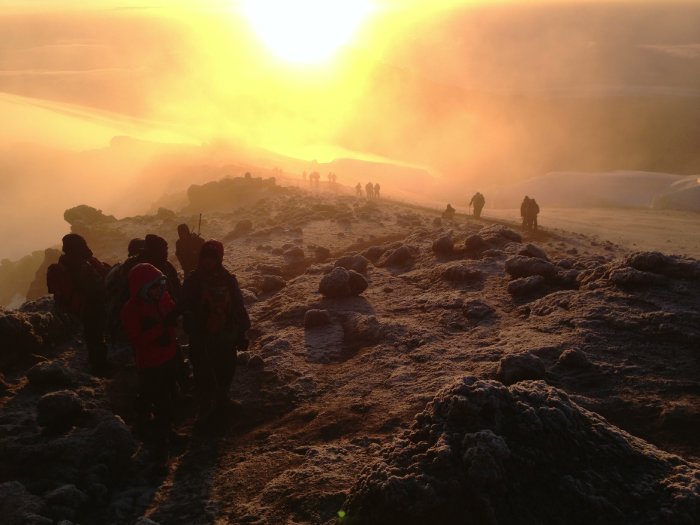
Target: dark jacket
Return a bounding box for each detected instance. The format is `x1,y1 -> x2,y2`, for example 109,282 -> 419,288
182,266 -> 250,342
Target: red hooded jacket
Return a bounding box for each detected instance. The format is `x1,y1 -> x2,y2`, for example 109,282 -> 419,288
120,263 -> 178,369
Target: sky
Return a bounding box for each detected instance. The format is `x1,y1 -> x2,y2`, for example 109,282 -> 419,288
0,0 -> 699,259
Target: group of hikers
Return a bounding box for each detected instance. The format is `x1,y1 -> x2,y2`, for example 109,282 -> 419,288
47,225 -> 250,470
356,182 -> 381,199
442,192 -> 540,231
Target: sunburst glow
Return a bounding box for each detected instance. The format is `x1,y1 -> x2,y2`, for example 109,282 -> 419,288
240,0 -> 376,65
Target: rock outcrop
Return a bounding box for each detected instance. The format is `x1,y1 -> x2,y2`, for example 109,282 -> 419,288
342,378 -> 700,525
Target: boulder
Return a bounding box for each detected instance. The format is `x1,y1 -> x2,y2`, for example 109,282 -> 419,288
625,251 -> 700,280
440,264 -> 483,283
0,311 -> 44,372
378,245 -> 414,267
505,256 -> 556,279
431,235 -> 454,255
609,267 -> 666,288
36,390 -> 83,431
496,353 -> 545,385
259,275 -> 286,293
517,243 -> 549,260
335,254 -> 370,274
507,275 -> 545,296
478,224 -> 522,244
361,246 -> 386,263
319,268 -> 368,298
27,362 -> 75,390
304,309 -> 332,329
464,234 -> 488,254
557,348 -> 591,369
44,485 -> 88,521
342,377 -> 700,525
240,289 -> 258,305
463,300 -> 495,320
0,481 -> 45,525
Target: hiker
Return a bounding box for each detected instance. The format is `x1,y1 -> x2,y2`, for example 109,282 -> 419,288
521,196 -> 537,231
182,240 -> 250,426
442,203 -> 456,221
175,224 -> 205,277
374,183 -> 381,200
355,183 -> 363,197
47,234 -> 111,374
121,263 -> 184,469
365,182 -> 374,200
105,238 -> 144,343
141,234 -> 181,302
469,192 -> 485,219
530,198 -> 540,232
128,238 -> 146,257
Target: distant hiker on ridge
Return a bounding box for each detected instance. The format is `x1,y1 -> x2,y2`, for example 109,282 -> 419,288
469,192 -> 485,219
442,203 -> 456,221
374,183 -> 381,199
355,183 -> 363,197
365,182 -> 374,200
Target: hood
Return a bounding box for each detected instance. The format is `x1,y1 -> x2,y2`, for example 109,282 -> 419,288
128,263 -> 165,299
200,240 -> 224,265
144,234 -> 168,262
62,233 -> 92,259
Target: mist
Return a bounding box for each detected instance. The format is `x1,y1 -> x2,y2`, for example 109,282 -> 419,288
1,2 -> 700,261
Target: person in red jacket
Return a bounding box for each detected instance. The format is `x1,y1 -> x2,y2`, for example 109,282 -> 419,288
121,263 -> 182,468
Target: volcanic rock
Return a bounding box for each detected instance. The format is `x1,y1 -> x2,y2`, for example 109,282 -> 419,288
0,481 -> 45,525
496,352 -> 545,385
259,275 -> 286,294
378,245 -> 414,267
334,255 -> 370,274
507,275 -> 546,296
318,268 -> 368,298
361,246 -> 386,263
464,234 -> 488,254
440,264 -> 483,283
557,348 -> 591,369
36,390 -> 83,431
505,255 -> 556,279
314,246 -> 331,261
431,235 -> 454,255
27,362 -> 75,390
463,300 -> 495,320
342,378 -> 700,525
517,243 -> 549,260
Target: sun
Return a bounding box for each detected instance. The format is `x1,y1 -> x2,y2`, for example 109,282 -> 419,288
240,0 -> 375,65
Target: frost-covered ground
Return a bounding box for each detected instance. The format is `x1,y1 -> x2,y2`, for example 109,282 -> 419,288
1,188 -> 699,525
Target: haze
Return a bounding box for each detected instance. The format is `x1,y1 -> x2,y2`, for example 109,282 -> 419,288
1,1 -> 699,259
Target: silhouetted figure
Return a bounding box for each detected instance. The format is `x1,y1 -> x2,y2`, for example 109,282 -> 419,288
121,262 -> 182,469
128,238 -> 146,257
530,198 -> 540,231
442,203 -> 456,221
141,235 -> 181,302
521,196 -> 540,232
175,224 -> 205,277
355,183 -> 363,197
469,192 -> 485,219
365,182 -> 374,200
374,183 -> 381,199
47,234 -> 111,374
105,238 -> 144,342
182,241 -> 251,427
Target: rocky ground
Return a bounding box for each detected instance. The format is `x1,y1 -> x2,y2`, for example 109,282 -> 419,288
1,186 -> 699,524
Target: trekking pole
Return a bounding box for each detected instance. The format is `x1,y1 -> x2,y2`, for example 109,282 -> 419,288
198,214 -> 202,236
